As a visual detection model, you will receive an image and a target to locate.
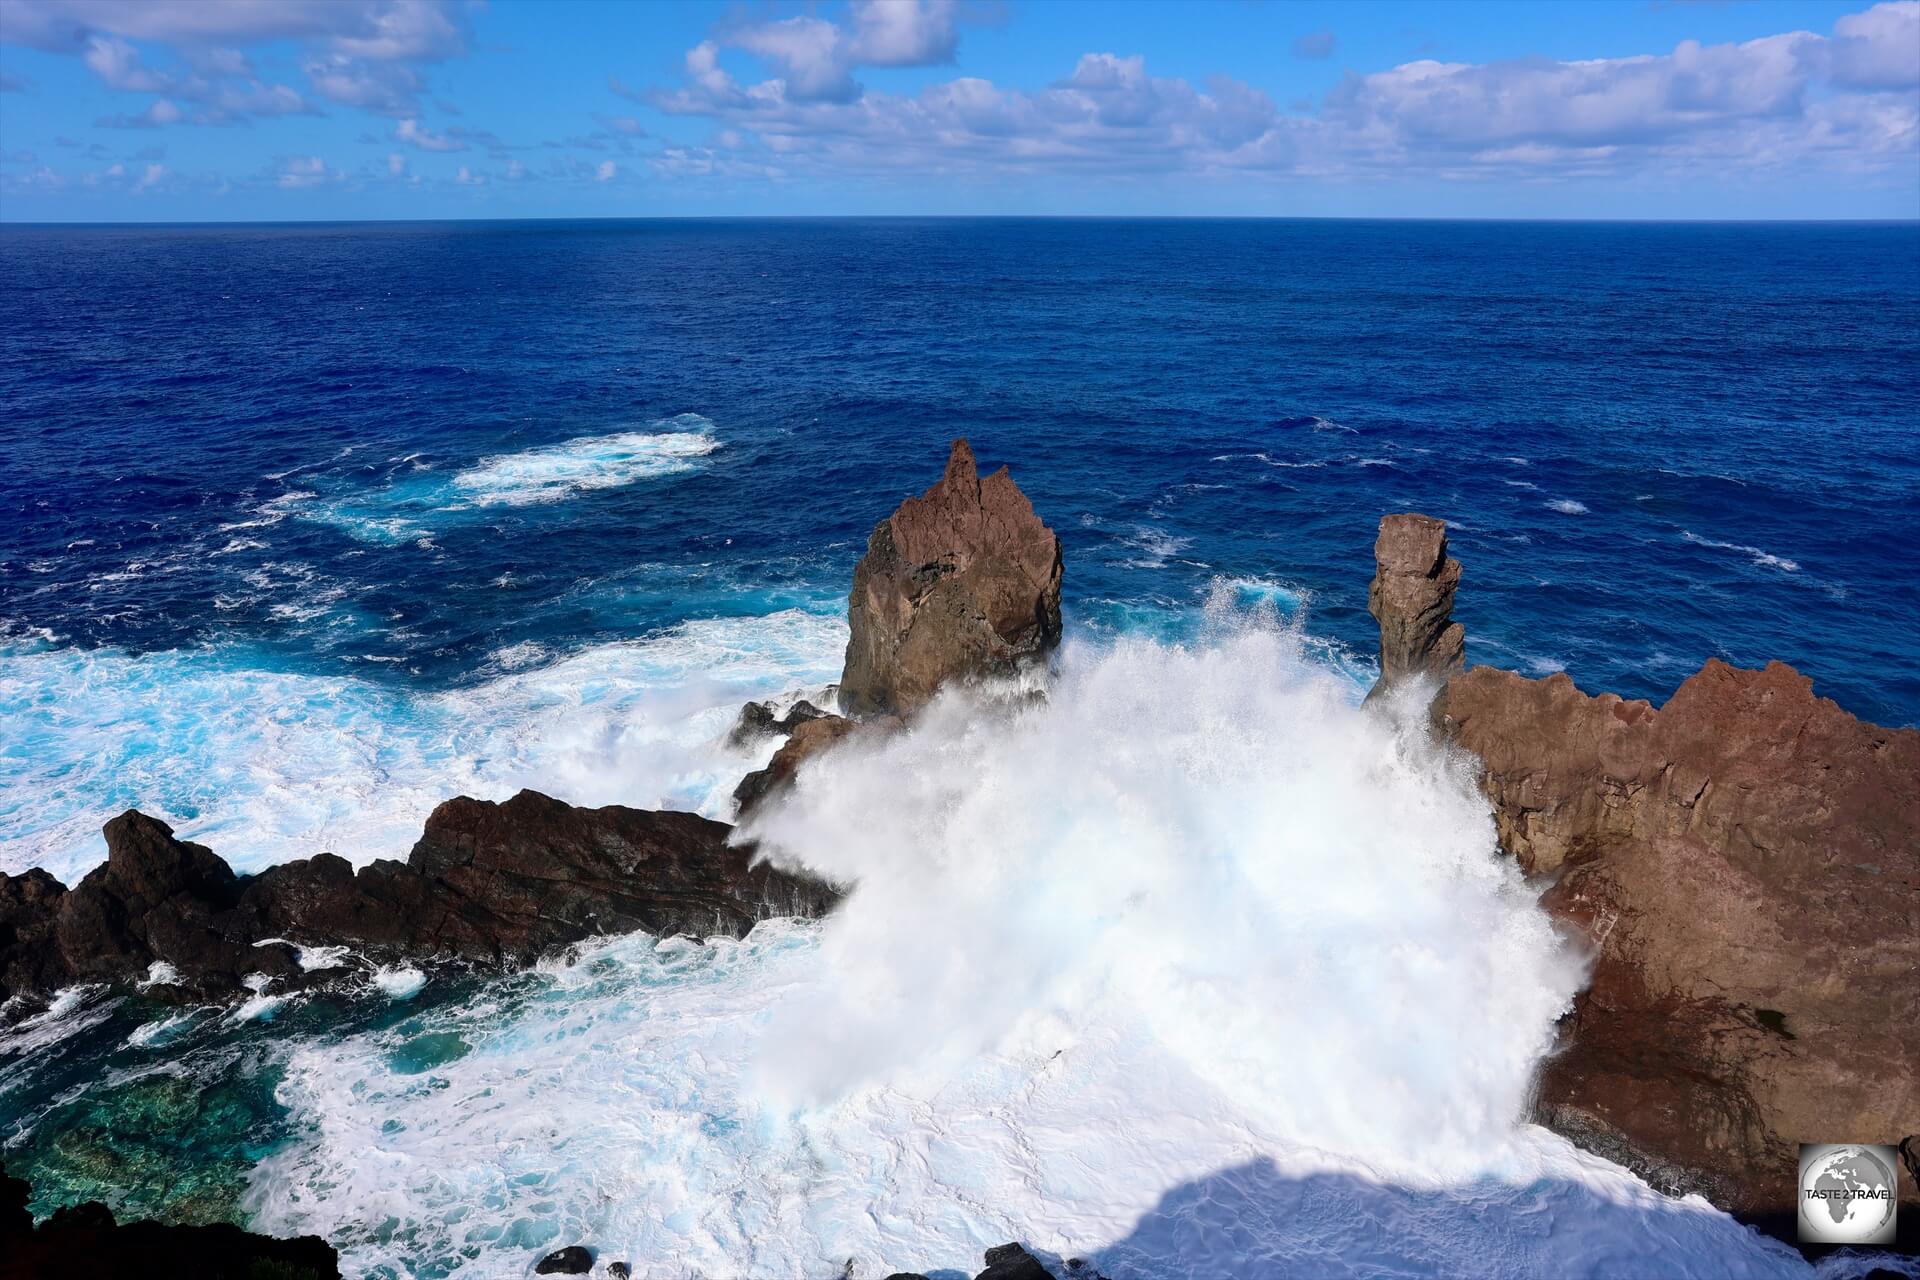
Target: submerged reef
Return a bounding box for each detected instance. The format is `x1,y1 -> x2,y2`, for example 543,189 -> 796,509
1,1160 -> 340,1279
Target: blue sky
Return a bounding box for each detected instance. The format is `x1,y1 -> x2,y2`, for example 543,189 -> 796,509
1,0 -> 1915,220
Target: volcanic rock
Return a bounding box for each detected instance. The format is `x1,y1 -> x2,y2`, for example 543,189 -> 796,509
726,698 -> 831,748
733,713 -> 863,818
840,439 -> 1062,718
0,790 -> 841,1005
0,1160 -> 340,1279
976,1242 -> 1052,1280
1364,513 -> 1464,713
1444,658 -> 1920,1218
534,1244 -> 594,1274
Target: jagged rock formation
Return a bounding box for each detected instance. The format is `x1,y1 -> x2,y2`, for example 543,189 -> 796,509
1366,512 -> 1920,1223
733,713 -> 864,818
1446,658 -> 1920,1219
726,698 -> 831,748
841,439 -> 1063,718
0,790 -> 840,1006
0,1161 -> 340,1279
1363,512 -> 1464,709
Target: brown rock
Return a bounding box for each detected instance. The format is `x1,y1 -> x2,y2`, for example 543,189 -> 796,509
841,439 -> 1062,718
733,714 -> 863,818
1364,513 -> 1464,710
1445,655 -> 1920,1219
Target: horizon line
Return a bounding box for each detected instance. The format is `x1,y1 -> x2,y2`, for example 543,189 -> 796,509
3,214 -> 1917,229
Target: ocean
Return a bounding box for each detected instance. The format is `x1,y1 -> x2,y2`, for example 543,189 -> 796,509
2,219 -> 1917,1279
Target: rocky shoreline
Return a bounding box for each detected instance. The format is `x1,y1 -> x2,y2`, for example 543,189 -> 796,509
0,790 -> 839,1010
3,445 -> 1916,1267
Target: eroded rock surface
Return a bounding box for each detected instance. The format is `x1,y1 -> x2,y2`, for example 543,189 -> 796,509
1445,658 -> 1920,1217
841,439 -> 1062,718
733,713 -> 864,818
0,790 -> 840,1005
1364,512 -> 1464,710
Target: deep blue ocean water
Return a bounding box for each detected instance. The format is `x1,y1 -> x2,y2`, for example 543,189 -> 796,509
2,218 -> 1917,1278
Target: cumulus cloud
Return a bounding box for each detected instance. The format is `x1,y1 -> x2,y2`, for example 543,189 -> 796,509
595,160 -> 616,182
73,32 -> 315,122
642,2 -> 1919,186
275,154 -> 342,188
304,55 -> 424,115
3,0 -> 467,126
2,0 -> 468,59
393,117 -> 464,152
703,0 -> 963,104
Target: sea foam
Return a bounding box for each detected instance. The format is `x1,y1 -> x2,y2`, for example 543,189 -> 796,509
450,415 -> 720,507
244,618 -> 1814,1279
0,607 -> 846,881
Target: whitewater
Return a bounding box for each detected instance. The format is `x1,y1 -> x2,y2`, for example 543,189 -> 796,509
4,600 -> 1861,1279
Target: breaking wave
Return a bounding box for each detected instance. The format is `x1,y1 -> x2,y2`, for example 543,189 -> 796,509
238,616 -> 1817,1278
0,607 -> 845,881
451,415 -> 720,507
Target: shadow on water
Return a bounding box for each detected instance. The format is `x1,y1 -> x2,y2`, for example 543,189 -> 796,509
1048,1158 -> 1917,1280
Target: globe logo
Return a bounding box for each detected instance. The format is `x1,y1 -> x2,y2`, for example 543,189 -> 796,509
1798,1143 -> 1898,1245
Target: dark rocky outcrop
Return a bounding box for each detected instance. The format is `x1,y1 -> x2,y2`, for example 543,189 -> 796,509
976,1241 -> 1053,1280
0,1161 -> 339,1279
534,1244 -> 594,1274
726,698 -> 831,748
1366,513 -> 1920,1224
1363,512 -> 1464,712
1,789 -> 840,1006
841,439 -> 1062,718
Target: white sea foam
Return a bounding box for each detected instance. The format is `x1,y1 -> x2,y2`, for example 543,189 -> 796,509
126,1008 -> 206,1049
138,960 -> 182,988
245,621 -> 1815,1279
451,415 -> 720,507
1682,530 -> 1800,572
1545,499 -> 1589,515
253,940 -> 355,972
372,965 -> 427,1000
0,608 -> 847,880
1112,525 -> 1191,569
231,973 -> 287,1023
0,984 -> 117,1057
293,416 -> 722,543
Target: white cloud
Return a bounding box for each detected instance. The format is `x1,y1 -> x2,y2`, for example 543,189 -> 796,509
393,117 -> 464,152
595,160 -> 616,182
2,1 -> 468,60
387,151 -> 407,176
5,0 -> 466,127
275,154 -> 340,188
643,2 -> 1920,187
1828,0 -> 1920,88
454,164 -> 484,185
848,0 -> 959,66
304,55 -> 423,115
